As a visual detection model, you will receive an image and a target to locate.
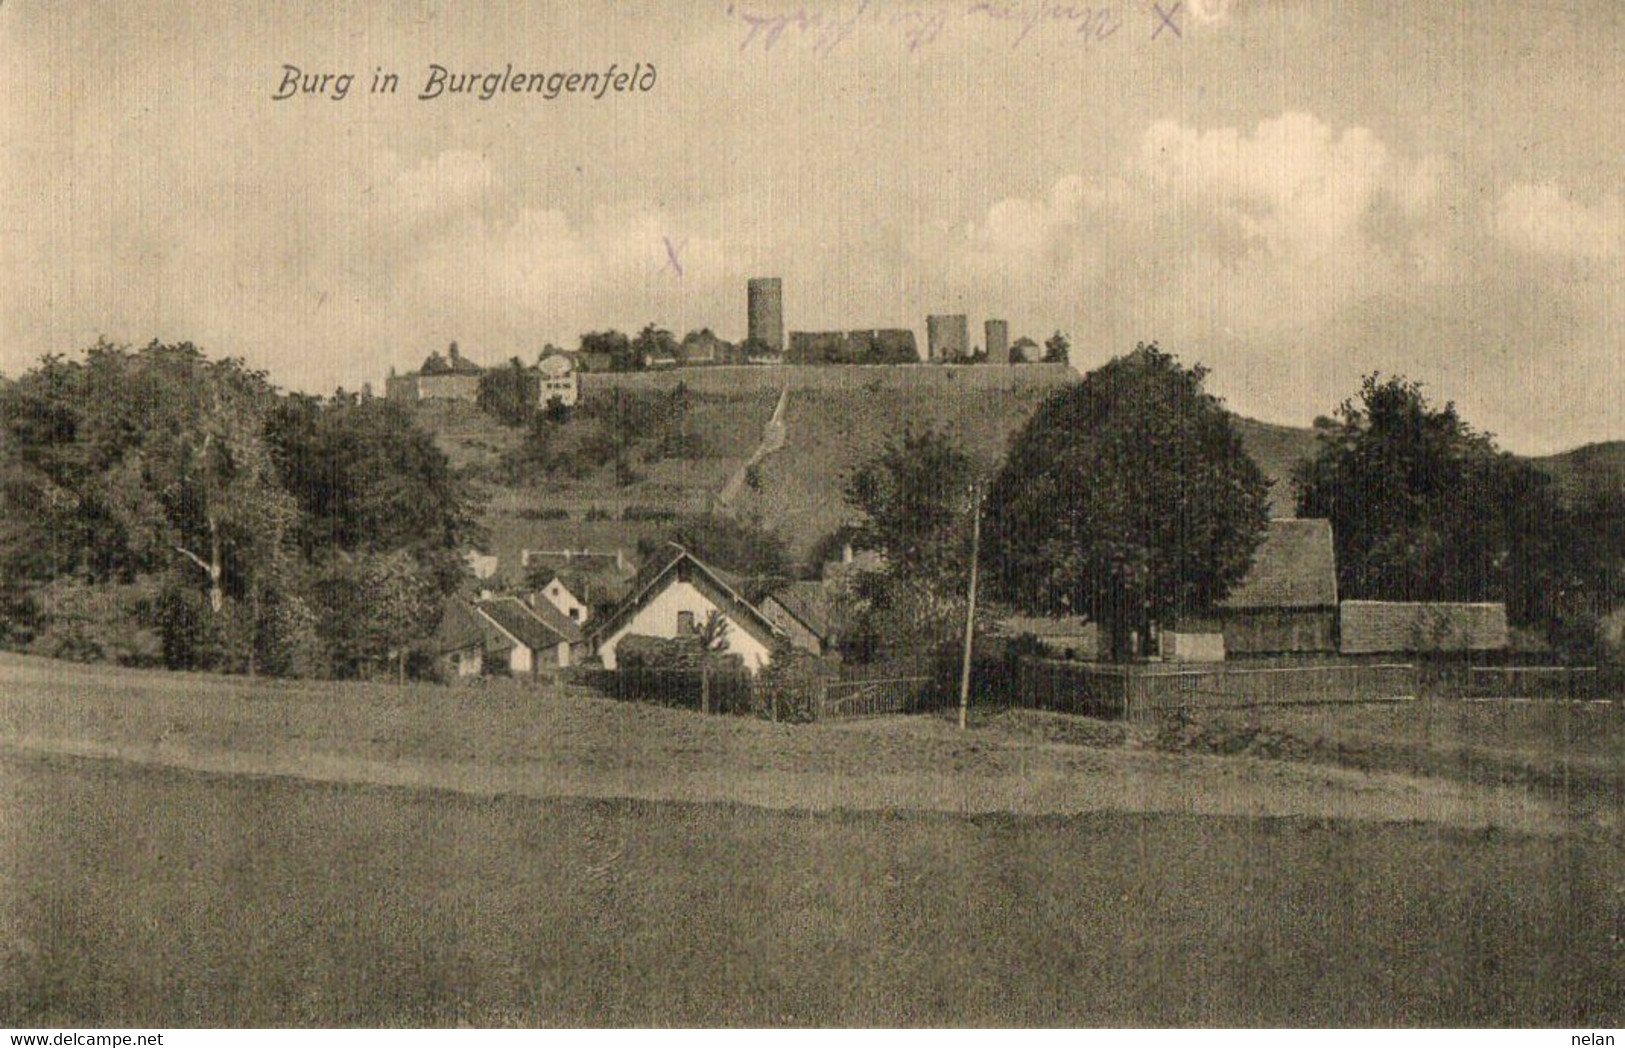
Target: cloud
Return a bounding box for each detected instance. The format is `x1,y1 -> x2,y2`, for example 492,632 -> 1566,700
951,112 -> 1441,347
1494,181 -> 1623,260
380,149 -> 498,226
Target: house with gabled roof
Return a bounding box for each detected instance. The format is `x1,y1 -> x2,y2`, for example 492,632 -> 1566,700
590,544 -> 784,672
761,581 -> 837,656
430,594 -> 586,680
1214,518 -> 1340,655
476,595 -> 585,673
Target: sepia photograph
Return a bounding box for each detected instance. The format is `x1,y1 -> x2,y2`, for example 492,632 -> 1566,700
1,0 -> 1622,1031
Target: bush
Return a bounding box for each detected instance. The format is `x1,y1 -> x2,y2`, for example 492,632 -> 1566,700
621,505 -> 678,522
754,643 -> 839,723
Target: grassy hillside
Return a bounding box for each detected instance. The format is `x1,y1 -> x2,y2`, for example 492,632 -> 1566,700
413,392 -> 777,577
1534,441 -> 1625,501
413,374 -> 1615,573
733,383 -> 1321,557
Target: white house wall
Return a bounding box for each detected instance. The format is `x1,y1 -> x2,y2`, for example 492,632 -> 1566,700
542,582 -> 589,624
599,579 -> 773,672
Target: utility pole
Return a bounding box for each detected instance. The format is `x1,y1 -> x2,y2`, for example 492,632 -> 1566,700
958,483 -> 982,731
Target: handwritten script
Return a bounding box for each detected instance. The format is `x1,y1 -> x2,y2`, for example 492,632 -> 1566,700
727,0 -> 1132,55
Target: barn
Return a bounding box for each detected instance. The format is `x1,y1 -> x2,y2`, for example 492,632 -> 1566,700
1214,518 -> 1340,656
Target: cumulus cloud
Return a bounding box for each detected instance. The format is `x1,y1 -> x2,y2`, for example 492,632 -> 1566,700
952,112 -> 1442,347
1494,181 -> 1623,260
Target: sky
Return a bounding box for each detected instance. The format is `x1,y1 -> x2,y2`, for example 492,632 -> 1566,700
3,0 -> 1622,453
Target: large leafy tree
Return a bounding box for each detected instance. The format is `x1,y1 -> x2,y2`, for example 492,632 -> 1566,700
985,343 -> 1271,660
841,428 -> 979,664
845,428 -> 976,586
0,340 -> 478,676
1296,374 -> 1608,645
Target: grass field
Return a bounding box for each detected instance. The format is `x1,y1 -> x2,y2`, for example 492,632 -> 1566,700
2,754 -> 1620,1027
1166,700 -> 1625,806
1,654 -> 1622,1026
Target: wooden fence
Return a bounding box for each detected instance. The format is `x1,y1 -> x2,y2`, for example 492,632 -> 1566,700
817,676 -> 937,720
577,667 -> 938,722
1462,665 -> 1603,699
1016,658 -> 1417,722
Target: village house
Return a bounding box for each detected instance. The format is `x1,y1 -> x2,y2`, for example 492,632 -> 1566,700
536,573 -> 591,625
590,544 -> 783,672
760,581 -> 838,657
1216,518 -> 1341,656
430,595 -> 585,681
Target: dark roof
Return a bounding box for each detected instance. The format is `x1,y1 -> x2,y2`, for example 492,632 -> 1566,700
1339,601 -> 1509,655
590,543 -> 782,649
419,347 -> 484,376
1220,519 -> 1338,610
545,566 -> 635,607
430,600 -> 486,654
764,582 -> 834,640
476,596 -> 581,650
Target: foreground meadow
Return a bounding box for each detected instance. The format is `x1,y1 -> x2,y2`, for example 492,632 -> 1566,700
0,654 -> 1621,1025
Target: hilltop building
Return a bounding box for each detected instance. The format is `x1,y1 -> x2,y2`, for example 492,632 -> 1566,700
926,314 -> 969,362
385,342 -> 484,402
984,319 -> 1009,362
1009,336 -> 1040,363
786,328 -> 919,364
747,277 -> 784,355
537,351 -> 580,407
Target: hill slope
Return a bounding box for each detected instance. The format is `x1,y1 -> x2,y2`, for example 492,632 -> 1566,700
1532,441 -> 1625,502
733,379 -> 1322,557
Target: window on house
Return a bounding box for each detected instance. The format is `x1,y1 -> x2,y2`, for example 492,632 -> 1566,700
569,607 -> 580,621
676,610 -> 695,635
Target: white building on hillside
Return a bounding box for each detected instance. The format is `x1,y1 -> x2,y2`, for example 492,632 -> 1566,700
537,352 -> 579,407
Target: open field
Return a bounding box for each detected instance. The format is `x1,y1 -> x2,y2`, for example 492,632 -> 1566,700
1,654 -> 1622,1025
1162,699 -> 1625,806
0,655 -> 1582,830
3,752 -> 1621,1026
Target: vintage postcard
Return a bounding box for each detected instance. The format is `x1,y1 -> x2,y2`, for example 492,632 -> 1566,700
1,0 -> 1621,1032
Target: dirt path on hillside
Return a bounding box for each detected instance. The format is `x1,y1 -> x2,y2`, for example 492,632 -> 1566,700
716,384 -> 788,509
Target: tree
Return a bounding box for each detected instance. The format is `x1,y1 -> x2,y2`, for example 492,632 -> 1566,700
985,343 -> 1271,660
1042,331 -> 1070,364
695,608 -> 731,653
632,323 -> 679,368
476,357 -> 540,426
841,429 -> 979,665
637,513 -> 792,595
579,330 -> 638,372
1295,374 -> 1608,646
844,428 -> 975,586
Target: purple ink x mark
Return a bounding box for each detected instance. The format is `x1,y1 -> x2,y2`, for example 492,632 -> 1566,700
663,236 -> 687,276
1152,1 -> 1182,39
